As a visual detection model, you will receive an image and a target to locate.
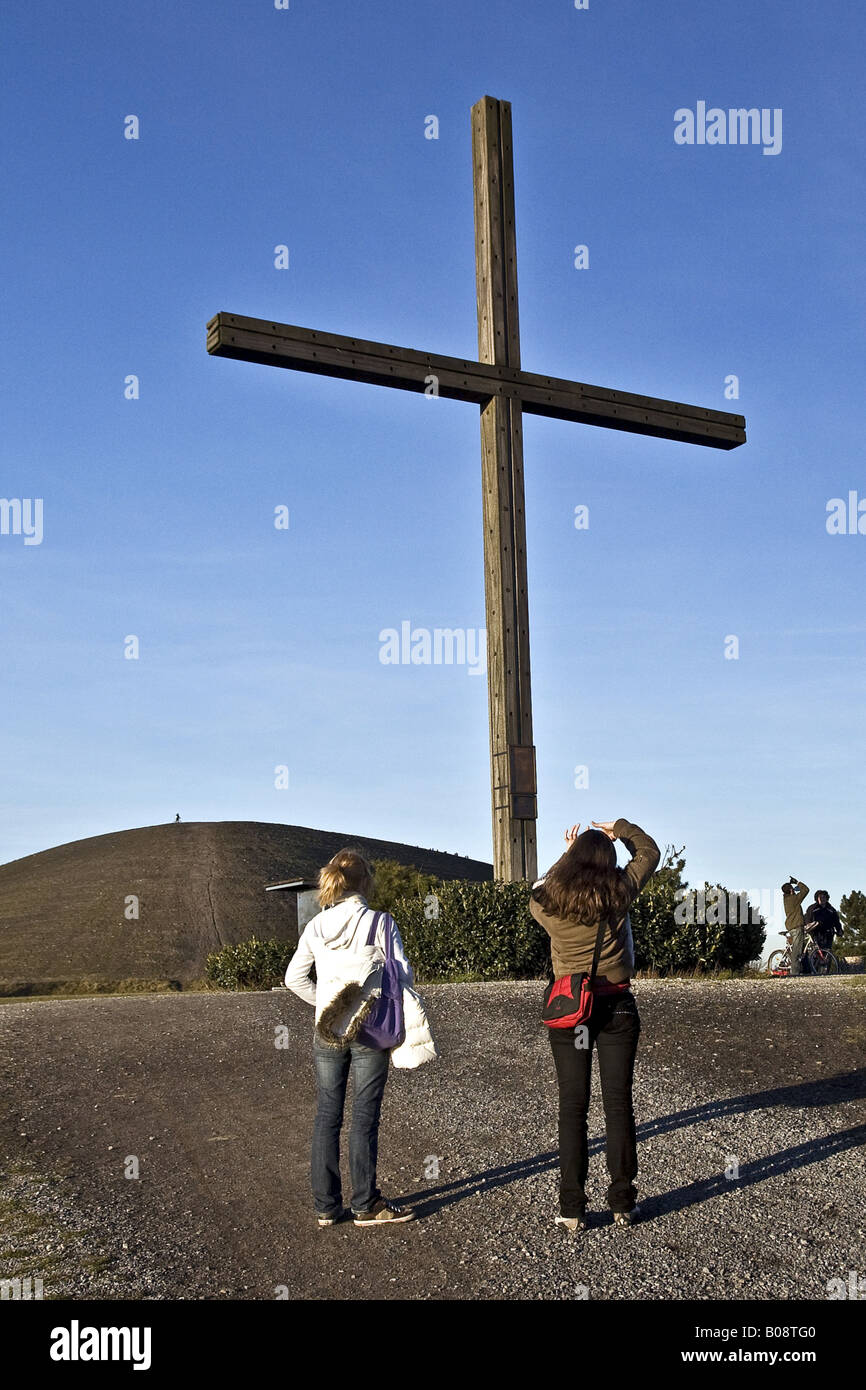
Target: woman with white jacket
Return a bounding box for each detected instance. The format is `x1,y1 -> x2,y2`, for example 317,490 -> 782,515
284,847 -> 435,1228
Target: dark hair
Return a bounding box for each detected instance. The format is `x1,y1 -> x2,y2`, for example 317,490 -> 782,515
533,829 -> 633,923
815,889 -> 830,903
782,882 -> 794,896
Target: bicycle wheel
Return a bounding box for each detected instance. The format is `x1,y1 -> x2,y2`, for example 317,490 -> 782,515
767,950 -> 788,975
808,948 -> 840,976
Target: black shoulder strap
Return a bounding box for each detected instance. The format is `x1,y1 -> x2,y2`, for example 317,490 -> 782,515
587,913 -> 611,987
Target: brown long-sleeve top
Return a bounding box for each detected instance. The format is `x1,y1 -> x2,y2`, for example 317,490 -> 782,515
529,819 -> 661,986
783,881 -> 809,934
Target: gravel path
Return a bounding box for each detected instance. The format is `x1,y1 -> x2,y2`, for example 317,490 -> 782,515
0,979 -> 864,1300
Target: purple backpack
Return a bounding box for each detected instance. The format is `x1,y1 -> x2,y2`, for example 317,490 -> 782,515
356,910 -> 405,1049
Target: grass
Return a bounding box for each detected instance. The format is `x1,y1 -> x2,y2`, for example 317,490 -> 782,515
0,1156 -> 121,1298
415,966 -> 806,985
0,977 -> 214,1003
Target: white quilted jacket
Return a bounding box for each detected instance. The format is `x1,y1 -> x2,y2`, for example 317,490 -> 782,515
284,895 -> 438,1069
391,985 -> 439,1070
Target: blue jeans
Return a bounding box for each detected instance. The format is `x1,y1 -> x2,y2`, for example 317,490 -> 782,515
311,1035 -> 390,1215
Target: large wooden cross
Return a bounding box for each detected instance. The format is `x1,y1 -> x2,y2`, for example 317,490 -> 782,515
207,96 -> 746,883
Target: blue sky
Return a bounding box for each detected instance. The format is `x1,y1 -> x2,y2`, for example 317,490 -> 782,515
2,1 -> 863,948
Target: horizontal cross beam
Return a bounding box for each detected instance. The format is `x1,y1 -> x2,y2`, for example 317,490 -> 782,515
206,312 -> 746,450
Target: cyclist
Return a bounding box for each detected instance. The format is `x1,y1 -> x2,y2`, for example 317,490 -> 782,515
782,876 -> 809,976
805,891 -> 843,958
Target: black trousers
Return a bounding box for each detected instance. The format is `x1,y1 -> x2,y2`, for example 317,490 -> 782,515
547,989 -> 641,1216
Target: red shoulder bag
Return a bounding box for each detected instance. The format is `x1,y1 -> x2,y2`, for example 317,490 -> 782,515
542,915 -> 609,1029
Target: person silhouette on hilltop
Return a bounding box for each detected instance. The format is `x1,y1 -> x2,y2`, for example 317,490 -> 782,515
175,813 -> 181,823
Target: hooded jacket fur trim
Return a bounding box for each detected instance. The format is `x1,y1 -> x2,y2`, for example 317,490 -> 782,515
315,982 -> 377,1049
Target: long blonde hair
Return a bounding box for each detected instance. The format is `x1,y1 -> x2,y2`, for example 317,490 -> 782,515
317,847 -> 376,908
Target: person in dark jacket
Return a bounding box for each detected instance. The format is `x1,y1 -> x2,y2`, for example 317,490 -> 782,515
805,891 -> 843,954
530,817 -> 660,1232
782,877 -> 809,975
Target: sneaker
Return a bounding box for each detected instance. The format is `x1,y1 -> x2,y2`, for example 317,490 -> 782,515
353,1198 -> 415,1226
555,1212 -> 587,1232
316,1207 -> 347,1227
613,1205 -> 641,1226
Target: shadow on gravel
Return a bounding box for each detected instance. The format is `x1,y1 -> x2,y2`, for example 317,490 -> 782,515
403,1069 -> 866,1223
637,1121 -> 866,1226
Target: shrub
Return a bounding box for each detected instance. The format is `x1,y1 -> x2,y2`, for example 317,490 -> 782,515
369,859 -> 443,914
630,851 -> 766,974
630,850 -> 689,973
205,936 -> 294,991
840,890 -> 866,954
390,854 -> 766,982
709,889 -> 766,971
392,879 -> 547,981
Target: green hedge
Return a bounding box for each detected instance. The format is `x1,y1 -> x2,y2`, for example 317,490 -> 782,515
205,869 -> 767,991
392,879 -> 547,981
205,936 -> 294,991
630,877 -> 766,974
394,874 -> 766,981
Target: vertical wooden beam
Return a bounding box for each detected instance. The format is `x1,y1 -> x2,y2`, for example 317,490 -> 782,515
472,95 -> 537,884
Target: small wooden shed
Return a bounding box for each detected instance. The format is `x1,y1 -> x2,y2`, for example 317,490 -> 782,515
264,878 -> 320,933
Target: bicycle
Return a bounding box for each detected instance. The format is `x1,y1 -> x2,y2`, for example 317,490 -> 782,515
767,929 -> 843,977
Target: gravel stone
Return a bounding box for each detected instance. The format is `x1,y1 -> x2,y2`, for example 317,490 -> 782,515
0,978 -> 863,1300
